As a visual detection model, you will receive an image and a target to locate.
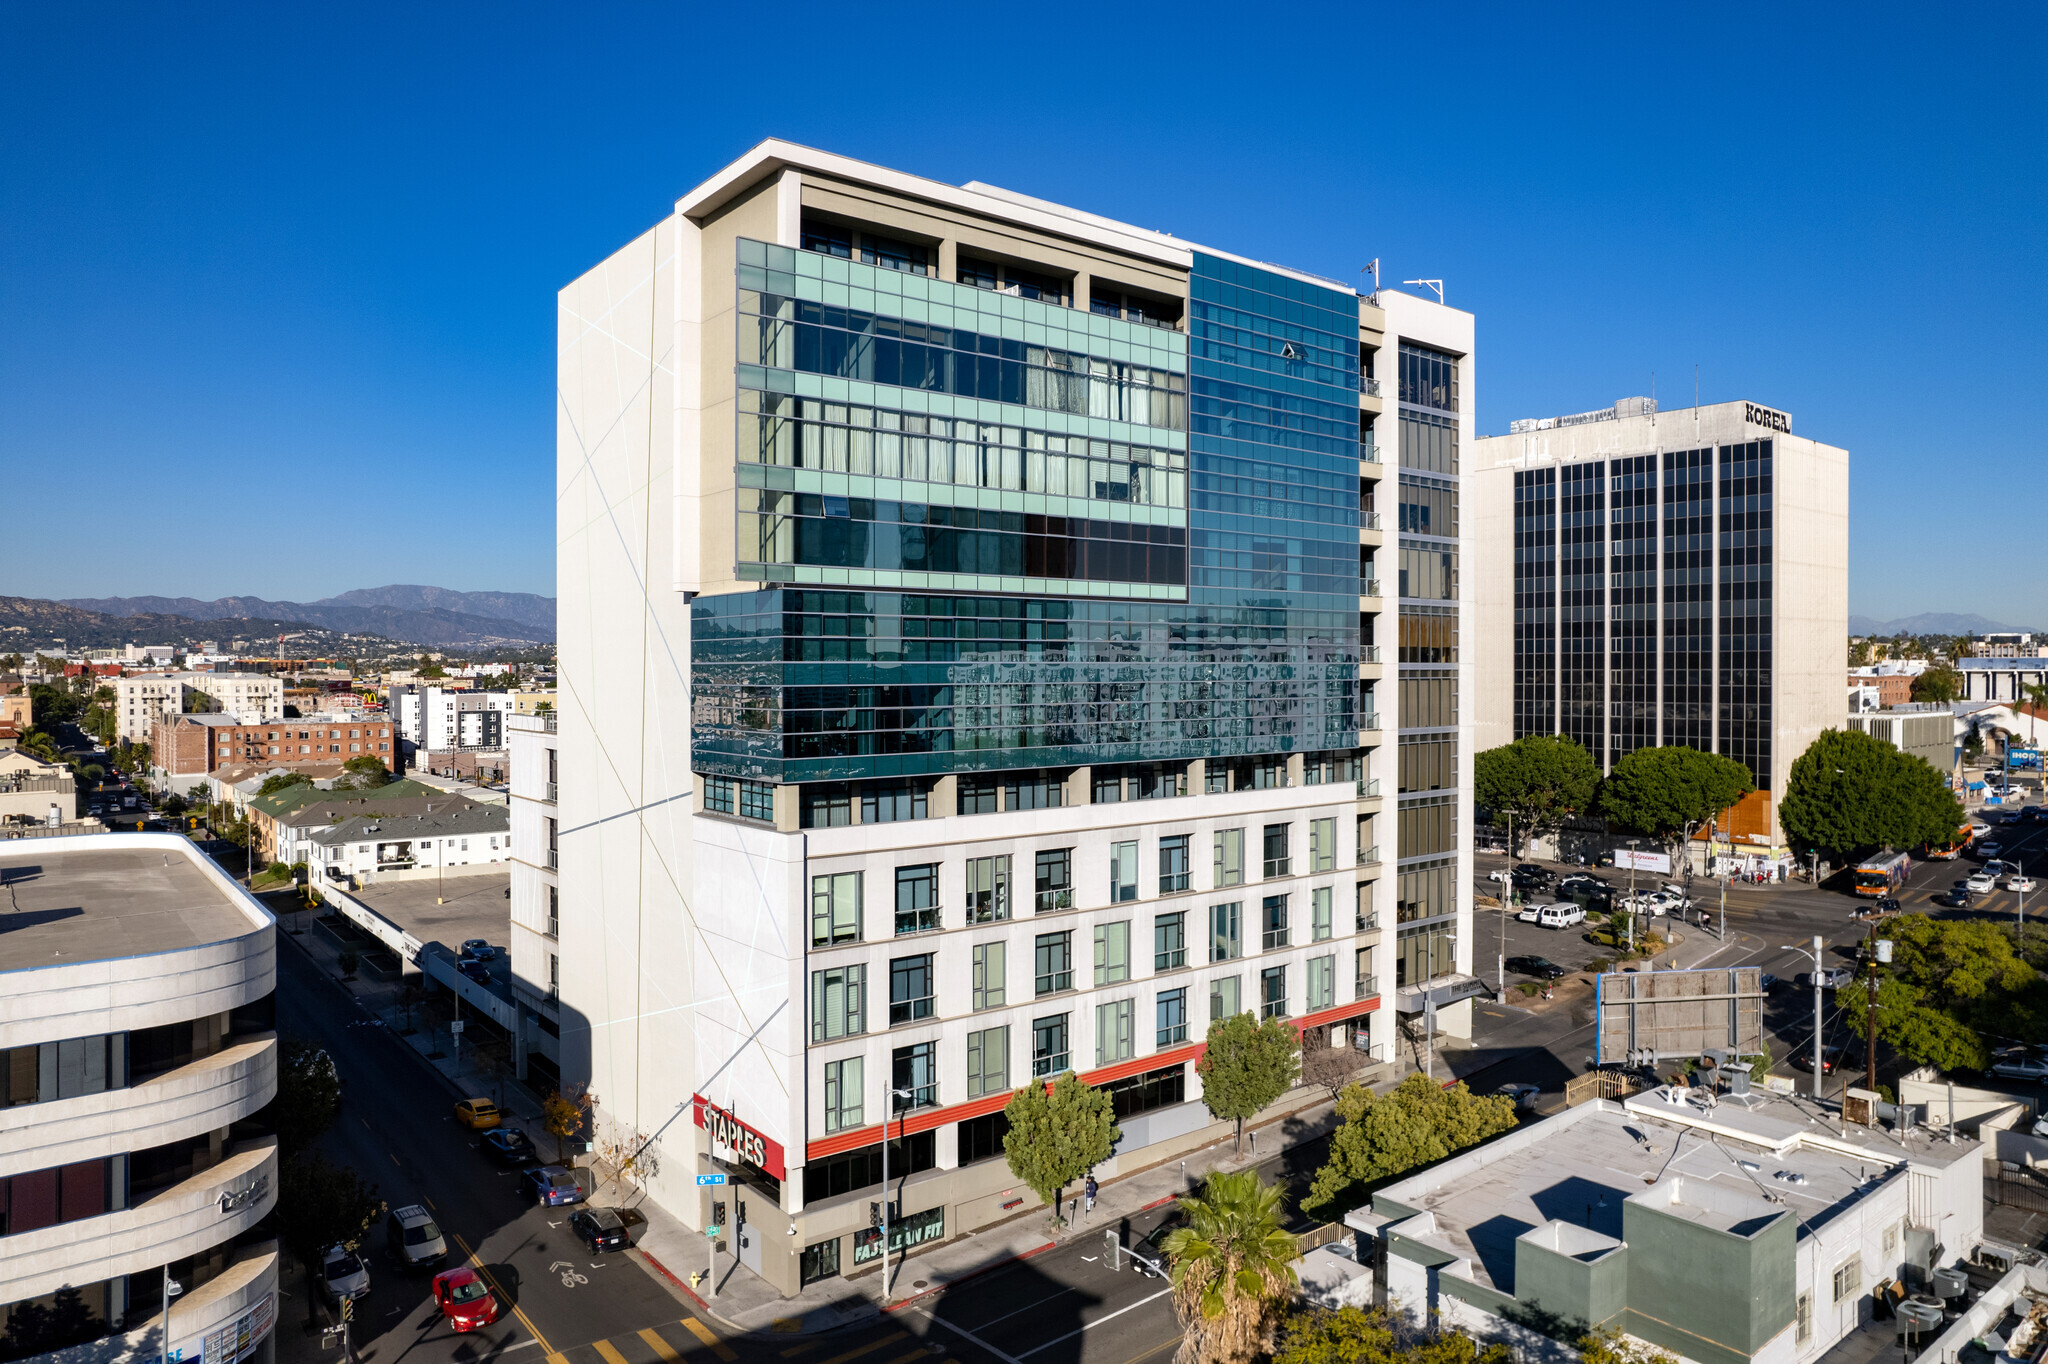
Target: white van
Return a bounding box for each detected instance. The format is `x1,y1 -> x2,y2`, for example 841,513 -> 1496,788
1536,903 -> 1586,930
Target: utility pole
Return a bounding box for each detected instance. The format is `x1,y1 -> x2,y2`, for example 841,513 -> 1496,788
880,1086 -> 911,1303
1811,935 -> 1825,1101
1625,839 -> 1641,952
1865,916 -> 1880,1096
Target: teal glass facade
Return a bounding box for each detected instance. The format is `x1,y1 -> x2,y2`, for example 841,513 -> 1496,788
694,247 -> 1363,783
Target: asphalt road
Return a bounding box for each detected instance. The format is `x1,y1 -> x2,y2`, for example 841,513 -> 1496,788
271,927 -> 714,1364
1451,827 -> 2048,1105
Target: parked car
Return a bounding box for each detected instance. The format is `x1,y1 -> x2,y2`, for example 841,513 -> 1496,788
460,939 -> 496,960
522,1165 -> 586,1207
1486,869 -> 1514,885
1793,967 -> 1855,990
1515,901 -> 1548,923
1505,955 -> 1566,980
2009,875 -> 2038,893
481,1127 -> 539,1165
320,1245 -> 370,1305
1536,904 -> 1587,930
1989,1054 -> 2048,1083
1496,1083 -> 1542,1112
458,959 -> 492,984
569,1206 -> 632,1253
1790,1045 -> 1847,1075
431,1267 -> 500,1332
454,1098 -> 502,1130
386,1204 -> 447,1271
1967,872 -> 1999,894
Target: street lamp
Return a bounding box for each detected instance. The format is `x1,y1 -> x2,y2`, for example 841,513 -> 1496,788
880,1085 -> 913,1304
1780,934 -> 1829,1102
159,1267 -> 184,1364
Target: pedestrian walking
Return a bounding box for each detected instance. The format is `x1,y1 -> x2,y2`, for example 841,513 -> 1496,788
1084,1174 -> 1098,1215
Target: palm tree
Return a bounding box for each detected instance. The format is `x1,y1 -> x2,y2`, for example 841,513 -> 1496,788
2024,682 -> 2048,750
1160,1170 -> 1299,1364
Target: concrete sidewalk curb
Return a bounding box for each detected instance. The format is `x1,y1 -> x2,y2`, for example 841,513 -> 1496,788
880,1239 -> 1059,1316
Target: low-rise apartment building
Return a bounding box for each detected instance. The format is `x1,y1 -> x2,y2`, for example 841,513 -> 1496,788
0,747 -> 77,828
242,778 -> 446,866
308,804 -> 511,887
152,714 -> 397,781
0,834 -> 279,1364
1961,655 -> 2048,702
389,686 -> 517,759
115,674 -> 283,743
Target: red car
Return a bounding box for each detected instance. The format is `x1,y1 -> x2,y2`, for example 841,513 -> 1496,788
431,1268 -> 499,1332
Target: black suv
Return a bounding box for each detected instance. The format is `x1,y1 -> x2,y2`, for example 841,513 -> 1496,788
1506,955 -> 1567,980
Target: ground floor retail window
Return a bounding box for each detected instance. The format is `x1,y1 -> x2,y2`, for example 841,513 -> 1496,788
800,1237 -> 841,1284
958,1110 -> 1011,1165
1105,1063 -> 1186,1120
801,1131 -> 936,1205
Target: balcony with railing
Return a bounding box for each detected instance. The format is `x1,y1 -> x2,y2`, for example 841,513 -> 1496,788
546,850 -> 559,870
1362,377 -> 1383,398
1357,844 -> 1381,867
1360,715 -> 1381,733
1360,442 -> 1381,467
543,711 -> 558,733
1035,888 -> 1073,913
1356,777 -> 1380,799
1360,511 -> 1382,531
1360,646 -> 1381,664
1356,910 -> 1380,932
544,781 -> 558,803
1360,579 -> 1381,598
1355,972 -> 1379,1001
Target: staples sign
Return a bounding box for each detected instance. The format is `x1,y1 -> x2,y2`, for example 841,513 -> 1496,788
692,1095 -> 787,1180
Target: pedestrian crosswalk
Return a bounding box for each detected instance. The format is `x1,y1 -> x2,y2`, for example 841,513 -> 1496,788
542,1318 -> 957,1364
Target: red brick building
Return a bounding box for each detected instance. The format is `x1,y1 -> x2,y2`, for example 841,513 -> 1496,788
153,714 -> 398,777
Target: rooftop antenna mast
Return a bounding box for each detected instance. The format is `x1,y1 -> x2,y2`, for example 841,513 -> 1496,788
1361,259 -> 1379,294
1403,278 -> 1445,304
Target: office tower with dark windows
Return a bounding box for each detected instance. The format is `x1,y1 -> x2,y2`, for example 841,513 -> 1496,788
556,141 -> 1473,1295
1473,399 -> 1847,866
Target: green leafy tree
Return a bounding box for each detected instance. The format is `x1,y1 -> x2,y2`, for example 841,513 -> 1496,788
1273,1304 -> 1511,1364
1304,1075 -> 1520,1217
278,1153 -> 384,1265
1870,914 -> 2048,1070
1913,665 -> 1963,705
1473,734 -> 1600,856
1001,1071 -> 1120,1228
1599,745 -> 1755,859
1195,1013 -> 1302,1153
1161,1170 -> 1299,1364
1780,729 -> 1965,863
160,793 -> 188,816
335,755 -> 391,790
415,655 -> 447,679
540,1086 -> 594,1164
258,772 -> 313,797
272,1036 -> 343,1157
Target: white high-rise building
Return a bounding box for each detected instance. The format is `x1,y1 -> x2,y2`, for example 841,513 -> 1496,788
114,673 -> 283,743
557,141 -> 1474,1295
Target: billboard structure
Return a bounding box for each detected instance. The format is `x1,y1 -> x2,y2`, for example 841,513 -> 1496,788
1593,966 -> 1765,1065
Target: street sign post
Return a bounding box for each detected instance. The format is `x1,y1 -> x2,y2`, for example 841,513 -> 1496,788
695,1173 -> 727,1186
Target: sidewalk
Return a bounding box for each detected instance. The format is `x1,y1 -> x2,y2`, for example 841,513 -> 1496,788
623,1087 -> 1360,1338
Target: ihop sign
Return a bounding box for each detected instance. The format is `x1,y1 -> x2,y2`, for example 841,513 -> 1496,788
692,1094 -> 787,1180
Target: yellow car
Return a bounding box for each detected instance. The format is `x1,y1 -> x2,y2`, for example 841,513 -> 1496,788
454,1098 -> 502,1130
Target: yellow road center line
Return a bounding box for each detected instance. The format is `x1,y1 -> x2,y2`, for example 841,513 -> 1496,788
680,1317 -> 738,1362
593,1340 -> 632,1364
451,1231 -> 553,1356
637,1328 -> 682,1362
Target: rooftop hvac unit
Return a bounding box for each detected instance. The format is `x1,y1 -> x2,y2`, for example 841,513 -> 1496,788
1932,1266 -> 1970,1301
1897,1299 -> 1944,1337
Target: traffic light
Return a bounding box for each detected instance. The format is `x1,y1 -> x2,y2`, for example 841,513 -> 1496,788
869,1202 -> 881,1228
711,1200 -> 726,1226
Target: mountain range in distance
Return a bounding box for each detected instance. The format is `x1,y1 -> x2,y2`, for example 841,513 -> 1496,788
49,584 -> 556,649
1849,611 -> 2037,637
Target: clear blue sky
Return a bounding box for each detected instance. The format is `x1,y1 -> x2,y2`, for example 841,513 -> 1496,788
5,3 -> 2043,620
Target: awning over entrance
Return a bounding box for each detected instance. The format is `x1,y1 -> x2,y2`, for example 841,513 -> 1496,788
1394,973 -> 1490,1014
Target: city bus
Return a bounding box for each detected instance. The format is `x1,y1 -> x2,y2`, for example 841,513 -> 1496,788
1926,824 -> 1975,860
1853,850 -> 1913,897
